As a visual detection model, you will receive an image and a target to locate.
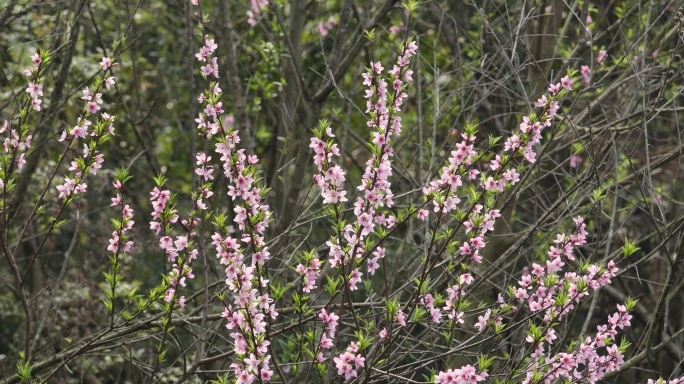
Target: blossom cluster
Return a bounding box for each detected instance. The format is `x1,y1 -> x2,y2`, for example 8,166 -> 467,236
515,218 -> 595,317
246,0 -> 269,27
648,379 -> 683,384
164,257 -> 195,308
389,21 -> 405,35
295,255 -> 322,293
333,341 -> 366,380
0,53 -> 48,192
212,133 -> 276,383
301,28 -> 420,384
25,53 -> 44,111
419,132 -> 477,217
192,1 -> 276,382
107,179 -> 134,255
307,121 -> 345,295
310,123 -> 345,204
316,16 -> 337,36
102,169 -> 136,317
429,216 -> 626,383
509,218 -> 627,383
55,59 -> 117,200
440,273 -> 473,325
0,119 -> 31,190
212,94 -> 275,384
150,35 -> 225,312
419,74 -> 573,275
406,60 -> 672,383
419,292 -> 444,323
315,308 -> 339,363
526,304 -> 632,383
149,180 -> 198,310
149,186 -> 177,236
321,39 -> 417,277
434,364 -> 489,384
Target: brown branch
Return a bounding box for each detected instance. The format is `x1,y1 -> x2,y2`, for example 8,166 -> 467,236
312,0 -> 400,103
219,0 -> 255,154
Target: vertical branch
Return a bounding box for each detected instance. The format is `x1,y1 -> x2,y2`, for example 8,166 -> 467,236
270,0 -> 314,235
526,0 -> 565,96
188,0 -> 197,188
1,238 -> 31,363
219,0 -> 255,155
327,0 -> 354,79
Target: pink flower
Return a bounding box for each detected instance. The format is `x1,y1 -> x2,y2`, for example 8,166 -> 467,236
159,236 -> 173,249
597,49 -> 607,65
348,269 -> 362,290
570,154 -> 582,168
174,236 -> 189,250
31,52 -> 42,66
367,257 -> 380,275
379,328 -> 388,339
560,75 -> 573,90
247,10 -> 257,27
86,102 -> 100,114
122,205 -> 134,219
30,98 -> 42,111
107,234 -> 119,252
396,310 -> 406,326
313,331 -> 330,349
504,135 -> 521,151
324,16 -> 337,29
150,221 -> 161,234
370,61 -> 384,74
260,367 -> 273,381
16,153 -> 26,169
56,178 -> 75,198
164,288 -> 175,302
316,22 -> 328,36
100,57 -> 112,70
362,72 -> 373,86
537,94 -> 548,107
475,309 -> 491,331
404,69 -> 413,82
104,77 -> 116,90
417,209 -> 429,221
25,83 -> 42,98
406,41 -> 418,56
548,83 -> 561,95
70,125 -> 87,139
581,65 -> 592,86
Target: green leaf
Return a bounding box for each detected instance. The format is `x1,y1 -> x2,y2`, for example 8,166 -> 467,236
16,361 -> 31,382
402,0 -> 420,14
621,238 -> 640,258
